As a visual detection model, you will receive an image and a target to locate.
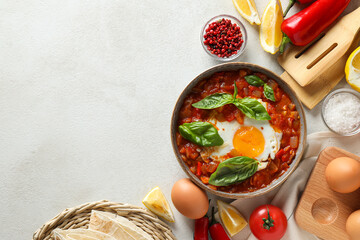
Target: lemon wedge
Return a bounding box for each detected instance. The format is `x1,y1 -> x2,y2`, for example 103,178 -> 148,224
232,0 -> 261,25
260,0 -> 283,54
217,200 -> 247,237
142,186 -> 175,222
345,46 -> 360,92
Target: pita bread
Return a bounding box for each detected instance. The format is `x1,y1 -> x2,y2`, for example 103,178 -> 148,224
89,210 -> 153,240
53,228 -> 116,240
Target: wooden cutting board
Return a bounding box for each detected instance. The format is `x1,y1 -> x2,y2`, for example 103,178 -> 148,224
280,55 -> 347,110
295,147 -> 360,240
279,32 -> 360,110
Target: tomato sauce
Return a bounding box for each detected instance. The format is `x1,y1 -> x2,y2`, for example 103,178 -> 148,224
176,69 -> 301,193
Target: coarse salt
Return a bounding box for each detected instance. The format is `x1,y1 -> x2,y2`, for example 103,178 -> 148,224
324,92 -> 360,134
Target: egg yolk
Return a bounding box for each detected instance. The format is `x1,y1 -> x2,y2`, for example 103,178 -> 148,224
232,126 -> 265,158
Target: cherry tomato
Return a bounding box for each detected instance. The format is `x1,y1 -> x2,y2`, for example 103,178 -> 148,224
249,204 -> 287,240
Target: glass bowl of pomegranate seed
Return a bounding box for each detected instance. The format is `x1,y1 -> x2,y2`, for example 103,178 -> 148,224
201,14 -> 247,61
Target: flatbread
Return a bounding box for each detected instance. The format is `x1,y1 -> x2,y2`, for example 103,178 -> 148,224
89,210 -> 153,240
53,228 -> 116,240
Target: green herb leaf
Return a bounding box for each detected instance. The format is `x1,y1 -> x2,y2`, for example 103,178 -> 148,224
233,97 -> 271,120
233,100 -> 255,118
208,156 -> 258,186
233,81 -> 238,100
192,93 -> 234,109
178,121 -> 224,147
264,84 -> 276,102
245,75 -> 265,87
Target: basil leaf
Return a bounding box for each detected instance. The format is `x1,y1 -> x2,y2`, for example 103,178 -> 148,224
179,121 -> 224,147
233,100 -> 255,118
264,84 -> 275,102
233,97 -> 271,120
209,156 -> 258,186
233,81 -> 238,100
245,75 -> 265,87
192,93 -> 234,109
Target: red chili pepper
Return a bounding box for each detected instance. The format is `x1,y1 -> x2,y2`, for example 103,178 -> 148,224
209,207 -> 230,240
282,153 -> 289,162
280,0 -> 351,53
283,0 -> 315,17
194,216 -> 209,240
275,149 -> 285,159
197,162 -> 202,176
209,224 -> 230,240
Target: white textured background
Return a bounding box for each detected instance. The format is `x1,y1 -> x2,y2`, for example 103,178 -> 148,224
0,1 -> 359,239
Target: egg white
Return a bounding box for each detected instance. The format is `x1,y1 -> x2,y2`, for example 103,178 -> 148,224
243,117 -> 282,171
203,101 -> 282,172
205,119 -> 241,160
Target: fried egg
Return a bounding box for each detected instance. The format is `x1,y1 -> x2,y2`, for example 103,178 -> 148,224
203,103 -> 282,171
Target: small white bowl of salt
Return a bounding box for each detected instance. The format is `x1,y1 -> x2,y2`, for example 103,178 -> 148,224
322,88 -> 360,136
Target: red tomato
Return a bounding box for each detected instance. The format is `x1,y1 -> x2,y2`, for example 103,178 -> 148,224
249,205 -> 287,240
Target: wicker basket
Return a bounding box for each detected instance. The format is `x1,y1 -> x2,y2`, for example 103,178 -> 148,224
33,200 -> 176,240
